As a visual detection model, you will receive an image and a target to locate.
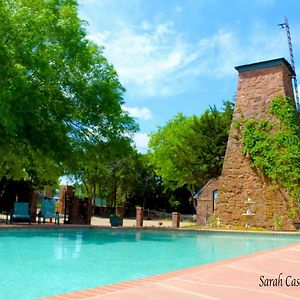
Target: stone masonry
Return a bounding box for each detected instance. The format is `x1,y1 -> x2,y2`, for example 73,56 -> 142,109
216,58 -> 297,229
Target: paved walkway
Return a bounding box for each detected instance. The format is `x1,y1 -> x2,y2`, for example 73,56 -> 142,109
42,241 -> 300,300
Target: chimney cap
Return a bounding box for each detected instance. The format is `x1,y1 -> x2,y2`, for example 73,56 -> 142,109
235,58 -> 295,76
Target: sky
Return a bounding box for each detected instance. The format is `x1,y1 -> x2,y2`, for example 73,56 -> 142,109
77,0 -> 300,152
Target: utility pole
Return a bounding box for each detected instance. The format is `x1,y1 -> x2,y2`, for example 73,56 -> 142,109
279,16 -> 299,112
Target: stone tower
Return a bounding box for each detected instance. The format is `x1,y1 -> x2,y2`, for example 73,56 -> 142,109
216,58 -> 296,229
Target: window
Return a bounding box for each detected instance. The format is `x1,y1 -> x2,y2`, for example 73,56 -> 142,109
213,190 -> 218,210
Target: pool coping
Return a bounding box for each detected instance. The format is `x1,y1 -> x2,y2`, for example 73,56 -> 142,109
38,240 -> 300,300
1,223 -> 300,236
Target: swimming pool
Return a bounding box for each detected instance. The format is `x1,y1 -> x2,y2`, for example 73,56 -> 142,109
1,228 -> 299,299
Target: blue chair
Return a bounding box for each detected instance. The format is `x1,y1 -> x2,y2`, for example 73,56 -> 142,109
10,202 -> 31,224
38,199 -> 59,224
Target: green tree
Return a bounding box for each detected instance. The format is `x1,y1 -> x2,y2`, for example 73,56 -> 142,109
148,102 -> 233,198
70,137 -> 133,204
241,96 -> 300,215
0,0 -> 137,190
73,147 -> 178,213
119,152 -> 163,209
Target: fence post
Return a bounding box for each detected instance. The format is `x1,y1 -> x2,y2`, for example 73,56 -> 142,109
116,206 -> 125,217
172,212 -> 180,228
136,207 -> 143,227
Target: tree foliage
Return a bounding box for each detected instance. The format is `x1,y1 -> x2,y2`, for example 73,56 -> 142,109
73,147 -> 165,210
0,0 -> 137,189
241,96 -> 300,205
75,147 -> 194,213
148,102 -> 234,194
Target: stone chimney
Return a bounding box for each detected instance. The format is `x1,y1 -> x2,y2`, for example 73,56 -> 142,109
216,58 -> 296,229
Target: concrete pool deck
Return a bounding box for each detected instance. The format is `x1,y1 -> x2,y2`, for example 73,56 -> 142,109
41,241 -> 300,300
91,216 -> 195,227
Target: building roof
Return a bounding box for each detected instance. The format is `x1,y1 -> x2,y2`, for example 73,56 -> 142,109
235,57 -> 295,76
193,178 -> 217,200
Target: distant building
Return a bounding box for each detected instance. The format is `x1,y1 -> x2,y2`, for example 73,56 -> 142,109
194,178 -> 219,225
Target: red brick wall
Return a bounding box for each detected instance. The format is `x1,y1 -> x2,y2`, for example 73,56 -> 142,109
196,178 -> 219,225
216,61 -> 296,229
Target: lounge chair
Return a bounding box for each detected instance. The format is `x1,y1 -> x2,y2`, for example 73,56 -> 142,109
38,199 -> 59,224
10,202 -> 31,224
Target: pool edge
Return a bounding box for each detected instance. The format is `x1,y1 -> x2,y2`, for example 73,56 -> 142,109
1,224 -> 300,236
38,241 -> 300,300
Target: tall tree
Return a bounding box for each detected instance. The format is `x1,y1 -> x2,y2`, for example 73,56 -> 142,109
0,0 -> 137,189
71,138 -> 134,207
148,102 -> 233,197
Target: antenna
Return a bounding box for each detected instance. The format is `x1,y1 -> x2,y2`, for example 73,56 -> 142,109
278,16 -> 299,112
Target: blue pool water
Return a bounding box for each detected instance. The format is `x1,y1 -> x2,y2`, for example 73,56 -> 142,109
0,229 -> 299,299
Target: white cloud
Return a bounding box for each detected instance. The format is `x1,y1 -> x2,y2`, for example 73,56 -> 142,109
88,19 -> 291,98
122,105 -> 153,120
186,27 -> 288,79
133,133 -> 150,152
87,21 -> 200,97
141,21 -> 152,30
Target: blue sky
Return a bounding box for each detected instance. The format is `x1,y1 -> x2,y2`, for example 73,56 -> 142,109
78,0 -> 300,152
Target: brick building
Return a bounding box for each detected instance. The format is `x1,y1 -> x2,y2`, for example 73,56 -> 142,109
195,178 -> 219,225
196,58 -> 298,229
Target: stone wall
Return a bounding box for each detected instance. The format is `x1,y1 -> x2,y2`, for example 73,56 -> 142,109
216,58 -> 297,230
196,178 -> 219,225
